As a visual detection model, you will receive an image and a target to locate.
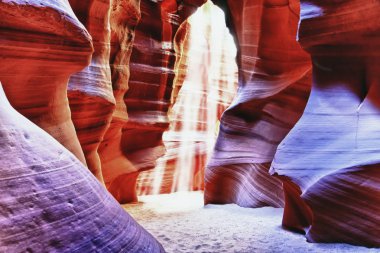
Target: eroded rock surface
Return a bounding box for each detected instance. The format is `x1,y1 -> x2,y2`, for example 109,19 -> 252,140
0,84 -> 164,252
0,0 -> 91,164
205,0 -> 311,208
270,0 -> 380,247
137,1 -> 238,195
100,0 -> 206,203
97,0 -> 143,203
68,0 -> 116,183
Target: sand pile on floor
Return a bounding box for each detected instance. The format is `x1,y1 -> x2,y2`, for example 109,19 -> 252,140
124,192 -> 379,253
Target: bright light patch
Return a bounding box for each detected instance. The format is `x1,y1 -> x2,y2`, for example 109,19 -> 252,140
137,1 -> 238,195
129,191 -> 204,214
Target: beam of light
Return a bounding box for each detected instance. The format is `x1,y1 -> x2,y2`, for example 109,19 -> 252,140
137,0 -> 238,196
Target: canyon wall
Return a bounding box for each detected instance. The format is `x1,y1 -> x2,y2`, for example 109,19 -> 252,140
0,0 -> 163,251
0,0 -> 211,205
1,0 -> 378,248
68,0 -> 116,184
0,84 -> 163,252
205,0 -> 311,208
270,0 -> 380,247
97,0 -> 142,203
101,0 -> 207,202
0,0 -> 91,165
137,1 -> 238,195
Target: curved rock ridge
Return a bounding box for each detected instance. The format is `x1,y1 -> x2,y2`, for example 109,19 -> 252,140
137,0 -> 238,195
68,0 -> 116,183
0,0 -> 92,165
100,0 -> 206,203
97,0 -> 142,203
205,0 -> 312,208
270,0 -> 380,247
0,0 -> 90,42
0,84 -> 164,253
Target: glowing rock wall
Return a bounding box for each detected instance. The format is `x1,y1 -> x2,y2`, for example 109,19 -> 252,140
270,0 -> 380,247
68,0 -> 116,183
1,0 -> 378,248
97,0 -> 142,203
137,1 -> 238,195
205,0 -> 312,208
103,0 -> 207,202
0,0 -> 162,251
0,0 -> 91,165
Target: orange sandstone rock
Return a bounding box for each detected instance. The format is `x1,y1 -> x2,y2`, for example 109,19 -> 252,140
100,0 -> 206,203
98,0 -> 142,203
68,0 -> 116,183
137,1 -> 238,195
205,0 -> 312,207
0,0 -> 92,164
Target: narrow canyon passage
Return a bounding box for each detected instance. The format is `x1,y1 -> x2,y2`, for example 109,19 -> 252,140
0,0 -> 379,252
137,1 -> 238,196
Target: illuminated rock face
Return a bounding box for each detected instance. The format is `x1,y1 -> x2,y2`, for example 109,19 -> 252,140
68,0 -> 116,183
97,0 -> 142,202
100,0 -> 206,203
0,0 -> 91,165
0,84 -> 164,252
205,0 -> 311,207
137,1 -> 238,195
270,0 -> 380,247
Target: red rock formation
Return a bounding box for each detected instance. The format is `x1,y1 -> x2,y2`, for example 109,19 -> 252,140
67,0 -> 116,183
0,0 -> 91,165
270,0 -> 380,247
137,1 -> 238,195
97,0 -> 142,203
0,83 -> 164,252
100,0 -> 206,203
205,0 -> 312,207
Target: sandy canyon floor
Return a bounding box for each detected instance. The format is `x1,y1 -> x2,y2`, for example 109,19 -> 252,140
124,192 -> 379,253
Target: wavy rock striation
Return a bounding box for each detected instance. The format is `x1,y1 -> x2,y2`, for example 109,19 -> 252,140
0,83 -> 164,252
68,0 -> 116,183
100,0 -> 206,203
205,0 -> 312,208
137,1 -> 238,195
97,0 -> 142,203
0,0 -> 92,165
270,0 -> 380,247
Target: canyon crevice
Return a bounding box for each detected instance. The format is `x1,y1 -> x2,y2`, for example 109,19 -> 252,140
0,0 -> 379,250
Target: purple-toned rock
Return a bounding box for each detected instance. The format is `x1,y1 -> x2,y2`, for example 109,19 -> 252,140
0,83 -> 164,252
205,0 -> 311,208
271,0 -> 380,247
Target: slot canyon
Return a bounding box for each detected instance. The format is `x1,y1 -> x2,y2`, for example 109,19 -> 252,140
0,0 -> 379,252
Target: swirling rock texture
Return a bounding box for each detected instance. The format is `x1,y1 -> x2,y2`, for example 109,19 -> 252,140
270,0 -> 380,247
0,0 -> 91,165
97,0 -> 142,202
205,0 -> 312,208
137,1 -> 238,195
67,0 -> 116,184
0,84 -> 164,252
100,0 -> 206,203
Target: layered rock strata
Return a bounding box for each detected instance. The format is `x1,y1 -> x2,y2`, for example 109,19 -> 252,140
270,0 -> 380,247
205,0 -> 312,207
137,1 -> 238,195
0,83 -> 164,252
100,0 -> 206,203
68,0 -> 116,183
97,0 -> 142,202
0,0 -> 91,165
